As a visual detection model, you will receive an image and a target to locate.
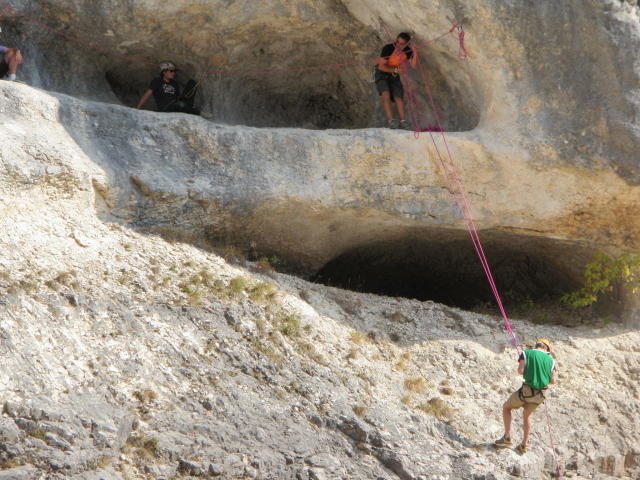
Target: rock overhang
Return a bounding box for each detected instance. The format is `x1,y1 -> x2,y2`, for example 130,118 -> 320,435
4,0 -> 481,130
4,79 -> 630,316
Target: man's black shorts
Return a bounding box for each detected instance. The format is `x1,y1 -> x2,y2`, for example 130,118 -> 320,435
0,60 -> 8,79
374,69 -> 404,102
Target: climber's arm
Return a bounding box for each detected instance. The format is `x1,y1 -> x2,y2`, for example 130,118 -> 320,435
410,47 -> 418,68
136,89 -> 153,109
376,56 -> 395,73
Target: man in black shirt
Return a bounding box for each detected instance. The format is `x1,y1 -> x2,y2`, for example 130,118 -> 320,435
374,32 -> 417,129
136,61 -> 199,115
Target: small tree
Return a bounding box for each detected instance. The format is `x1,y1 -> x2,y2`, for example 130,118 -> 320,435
561,253 -> 640,307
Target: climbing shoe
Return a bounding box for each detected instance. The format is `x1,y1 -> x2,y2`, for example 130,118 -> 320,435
387,119 -> 399,129
399,119 -> 410,130
494,435 -> 512,448
516,444 -> 527,455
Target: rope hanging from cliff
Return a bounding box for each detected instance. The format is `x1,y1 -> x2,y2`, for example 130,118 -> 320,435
378,21 -> 521,353
380,22 -> 563,479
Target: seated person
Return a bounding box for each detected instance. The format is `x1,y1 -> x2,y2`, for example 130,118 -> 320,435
0,44 -> 23,82
135,61 -> 199,115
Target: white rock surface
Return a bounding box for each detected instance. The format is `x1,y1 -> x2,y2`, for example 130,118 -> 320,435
0,80 -> 639,479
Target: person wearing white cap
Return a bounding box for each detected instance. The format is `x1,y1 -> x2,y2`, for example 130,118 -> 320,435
135,61 -> 199,115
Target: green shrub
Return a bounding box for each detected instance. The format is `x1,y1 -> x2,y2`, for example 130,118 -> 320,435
562,252 -> 640,307
30,429 -> 46,441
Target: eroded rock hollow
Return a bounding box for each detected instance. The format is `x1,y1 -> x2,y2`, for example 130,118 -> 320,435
5,0 -> 480,129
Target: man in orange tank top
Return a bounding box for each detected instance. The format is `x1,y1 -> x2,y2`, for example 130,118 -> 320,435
374,32 -> 418,129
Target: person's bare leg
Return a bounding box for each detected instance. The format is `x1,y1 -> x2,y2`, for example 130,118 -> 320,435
395,97 -> 406,121
502,403 -> 513,438
522,409 -> 533,446
381,91 -> 393,121
5,48 -> 22,75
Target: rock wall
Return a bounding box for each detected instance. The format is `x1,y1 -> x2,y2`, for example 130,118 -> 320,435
0,1 -> 640,477
3,0 -> 640,180
1,80 -> 640,479
4,80 -> 637,315
1,2 -> 638,298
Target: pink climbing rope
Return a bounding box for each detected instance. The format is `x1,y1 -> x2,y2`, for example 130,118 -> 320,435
419,57 -> 522,353
385,24 -> 563,478
382,23 -> 522,353
457,27 -> 468,61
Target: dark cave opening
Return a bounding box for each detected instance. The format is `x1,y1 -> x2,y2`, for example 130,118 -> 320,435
312,233 -> 588,311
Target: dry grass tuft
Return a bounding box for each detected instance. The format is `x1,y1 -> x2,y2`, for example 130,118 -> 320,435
276,313 -> 300,337
416,397 -> 453,419
350,331 -> 367,345
404,377 -> 430,394
133,389 -> 157,404
229,277 -> 248,295
352,405 -> 368,417
249,282 -> 276,303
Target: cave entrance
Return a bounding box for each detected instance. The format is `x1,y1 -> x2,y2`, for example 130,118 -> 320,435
312,231 -> 588,311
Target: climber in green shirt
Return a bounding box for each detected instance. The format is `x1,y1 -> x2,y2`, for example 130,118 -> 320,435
494,338 -> 557,454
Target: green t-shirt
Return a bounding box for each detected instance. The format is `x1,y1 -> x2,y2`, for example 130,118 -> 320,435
521,349 -> 555,390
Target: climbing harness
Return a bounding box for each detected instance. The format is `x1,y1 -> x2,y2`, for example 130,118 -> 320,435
517,383 -> 546,403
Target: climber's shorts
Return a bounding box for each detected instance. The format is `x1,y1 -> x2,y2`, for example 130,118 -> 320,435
0,60 -> 8,79
505,384 -> 545,413
375,70 -> 404,102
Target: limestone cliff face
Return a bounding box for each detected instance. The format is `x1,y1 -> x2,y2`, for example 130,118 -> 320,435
2,2 -> 639,269
0,1 -> 640,478
4,0 -> 640,182
4,78 -> 639,317
1,81 -> 640,480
